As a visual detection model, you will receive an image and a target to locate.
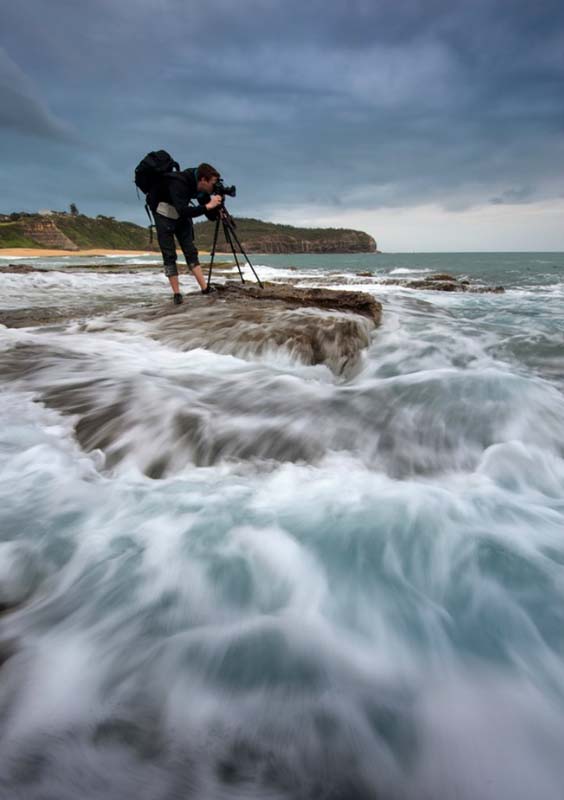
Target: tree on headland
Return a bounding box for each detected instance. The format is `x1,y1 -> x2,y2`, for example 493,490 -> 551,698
69,203 -> 79,216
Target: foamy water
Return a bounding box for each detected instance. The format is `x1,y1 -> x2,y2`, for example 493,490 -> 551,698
1,253 -> 564,799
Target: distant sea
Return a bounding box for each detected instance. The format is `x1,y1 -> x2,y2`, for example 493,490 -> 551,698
3,249 -> 563,288
1,251 -> 564,799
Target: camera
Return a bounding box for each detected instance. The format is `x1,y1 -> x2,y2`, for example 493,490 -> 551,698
213,178 -> 236,198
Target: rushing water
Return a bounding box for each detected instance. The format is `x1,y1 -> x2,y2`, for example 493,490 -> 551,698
1,252 -> 564,799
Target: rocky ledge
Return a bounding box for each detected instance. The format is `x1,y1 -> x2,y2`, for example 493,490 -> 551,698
120,281 -> 382,376
0,263 -> 45,273
0,282 -> 382,376
0,283 -> 382,478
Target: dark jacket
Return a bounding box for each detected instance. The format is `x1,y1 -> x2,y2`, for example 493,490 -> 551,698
148,168 -> 216,221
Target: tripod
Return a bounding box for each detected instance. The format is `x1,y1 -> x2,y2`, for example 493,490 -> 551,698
206,203 -> 263,290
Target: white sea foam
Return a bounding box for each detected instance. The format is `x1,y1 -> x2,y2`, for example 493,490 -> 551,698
102,252 -> 154,257
1,255 -> 564,797
389,267 -> 433,274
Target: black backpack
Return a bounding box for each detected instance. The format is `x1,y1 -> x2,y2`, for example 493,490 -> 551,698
134,150 -> 179,195
134,150 -> 180,238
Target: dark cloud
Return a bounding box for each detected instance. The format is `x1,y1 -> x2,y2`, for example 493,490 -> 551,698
0,48 -> 75,140
1,1 -> 563,226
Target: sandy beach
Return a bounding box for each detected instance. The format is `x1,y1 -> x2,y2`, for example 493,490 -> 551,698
0,248 -> 157,258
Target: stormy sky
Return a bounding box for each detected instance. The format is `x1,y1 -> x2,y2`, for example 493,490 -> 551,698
1,0 -> 563,250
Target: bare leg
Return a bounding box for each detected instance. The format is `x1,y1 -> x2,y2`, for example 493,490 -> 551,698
168,275 -> 180,294
191,265 -> 207,291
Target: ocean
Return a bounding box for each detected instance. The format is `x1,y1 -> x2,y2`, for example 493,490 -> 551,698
1,251 -> 564,799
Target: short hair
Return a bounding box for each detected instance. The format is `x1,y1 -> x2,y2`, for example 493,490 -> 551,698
197,163 -> 220,181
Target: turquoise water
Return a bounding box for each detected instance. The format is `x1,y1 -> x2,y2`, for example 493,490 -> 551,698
244,251 -> 564,287
0,253 -> 564,798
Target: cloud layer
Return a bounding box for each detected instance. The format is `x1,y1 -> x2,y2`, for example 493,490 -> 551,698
1,1 -> 563,247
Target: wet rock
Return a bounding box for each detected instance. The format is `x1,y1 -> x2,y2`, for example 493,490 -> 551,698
0,308 -> 77,327
0,282 -> 384,475
426,273 -> 457,282
381,273 -> 504,293
132,281 -> 382,376
218,281 -> 381,321
0,263 -> 44,273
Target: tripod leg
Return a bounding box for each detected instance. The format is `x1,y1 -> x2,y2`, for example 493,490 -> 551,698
223,223 -> 245,284
206,217 -> 222,289
227,226 -> 264,288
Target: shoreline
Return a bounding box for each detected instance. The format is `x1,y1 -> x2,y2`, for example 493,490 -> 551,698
0,248 -> 210,258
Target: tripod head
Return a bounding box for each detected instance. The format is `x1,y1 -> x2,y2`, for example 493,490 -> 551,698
216,202 -> 236,231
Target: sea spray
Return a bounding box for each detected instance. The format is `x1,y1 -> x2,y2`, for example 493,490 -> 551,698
1,252 -> 564,798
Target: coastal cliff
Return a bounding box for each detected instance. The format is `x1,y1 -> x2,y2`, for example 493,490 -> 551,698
0,212 -> 378,253
194,217 -> 378,253
18,217 -> 79,250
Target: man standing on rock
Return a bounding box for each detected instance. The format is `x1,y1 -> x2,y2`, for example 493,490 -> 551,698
148,163 -> 223,304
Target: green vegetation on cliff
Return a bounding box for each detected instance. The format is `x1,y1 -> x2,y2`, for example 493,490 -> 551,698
0,212 -> 153,251
55,215 -> 151,249
0,212 -> 377,253
0,221 -> 39,248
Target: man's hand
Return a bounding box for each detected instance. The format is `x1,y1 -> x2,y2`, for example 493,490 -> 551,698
206,195 -> 223,210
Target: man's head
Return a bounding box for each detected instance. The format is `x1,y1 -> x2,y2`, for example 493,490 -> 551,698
196,163 -> 220,194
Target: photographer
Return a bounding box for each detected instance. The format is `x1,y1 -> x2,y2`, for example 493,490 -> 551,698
148,163 -> 223,304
